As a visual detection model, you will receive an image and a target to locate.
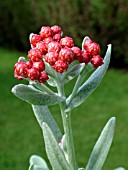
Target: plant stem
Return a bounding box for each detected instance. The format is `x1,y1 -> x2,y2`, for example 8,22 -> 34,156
34,82 -> 55,95
67,64 -> 93,105
56,81 -> 77,170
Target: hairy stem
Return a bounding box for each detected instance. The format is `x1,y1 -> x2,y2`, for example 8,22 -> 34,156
33,82 -> 55,95
67,64 -> 93,105
56,81 -> 77,170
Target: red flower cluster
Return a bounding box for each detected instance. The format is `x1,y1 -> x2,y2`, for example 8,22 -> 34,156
83,39 -> 104,68
14,25 -> 104,83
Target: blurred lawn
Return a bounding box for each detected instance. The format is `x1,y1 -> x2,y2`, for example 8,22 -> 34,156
0,48 -> 128,170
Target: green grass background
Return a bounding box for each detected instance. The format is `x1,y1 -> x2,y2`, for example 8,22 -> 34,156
0,48 -> 128,170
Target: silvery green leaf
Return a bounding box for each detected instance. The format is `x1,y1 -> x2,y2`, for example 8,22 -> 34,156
78,168 -> 85,170
61,31 -> 63,36
114,168 -> 126,170
44,61 -> 63,82
29,155 -> 49,170
29,33 -> 35,48
61,134 -> 67,152
62,63 -> 85,84
29,33 -> 34,42
42,122 -> 73,170
65,45 -> 111,112
82,36 -> 91,51
32,105 -> 62,142
47,76 -> 57,87
61,60 -> 78,80
12,84 -> 65,106
68,60 -> 78,69
44,61 -> 56,77
28,164 -> 48,170
85,117 -> 116,170
28,164 -> 34,170
60,134 -> 68,162
18,56 -> 26,62
63,60 -> 79,75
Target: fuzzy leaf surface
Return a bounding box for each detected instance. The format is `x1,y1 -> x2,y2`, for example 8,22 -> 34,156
85,117 -> 116,170
47,76 -> 57,87
114,168 -> 126,170
82,36 -> 90,51
43,122 -> 73,170
28,164 -> 34,170
28,164 -> 47,170
44,61 -> 56,77
62,63 -> 85,84
12,84 -> 65,106
28,155 -> 49,170
66,45 -> 111,112
32,105 -> 62,142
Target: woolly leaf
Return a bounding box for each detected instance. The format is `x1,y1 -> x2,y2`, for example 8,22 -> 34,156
44,61 -> 56,77
65,45 -> 111,112
28,155 -> 49,170
47,76 -> 57,87
12,84 -> 65,106
28,164 -> 34,170
42,122 -> 73,170
82,36 -> 91,51
114,168 -> 126,170
32,105 -> 62,142
85,117 -> 116,170
62,63 -> 85,84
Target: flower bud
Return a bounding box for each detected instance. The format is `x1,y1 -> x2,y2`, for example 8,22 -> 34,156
40,26 -> 52,38
51,25 -> 62,35
54,60 -> 68,73
30,34 -> 42,47
27,67 -> 39,80
14,62 -> 28,78
36,41 -> 47,55
78,51 -> 91,64
59,48 -> 74,64
60,36 -> 74,48
48,41 -> 61,53
71,46 -> 82,59
33,61 -> 45,72
85,41 -> 100,56
91,55 -> 104,68
38,71 -> 49,83
45,52 -> 59,66
28,48 -> 42,62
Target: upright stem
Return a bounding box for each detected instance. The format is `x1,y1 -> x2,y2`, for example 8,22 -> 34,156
67,64 -> 93,105
56,81 -> 77,170
33,82 -> 55,95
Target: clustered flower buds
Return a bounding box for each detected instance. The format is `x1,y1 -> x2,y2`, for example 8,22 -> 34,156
83,39 -> 103,68
14,25 -> 104,83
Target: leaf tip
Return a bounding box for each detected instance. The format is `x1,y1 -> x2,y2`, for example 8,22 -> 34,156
11,85 -> 17,94
107,44 -> 112,53
11,84 -> 23,94
110,117 -> 116,124
107,117 -> 116,129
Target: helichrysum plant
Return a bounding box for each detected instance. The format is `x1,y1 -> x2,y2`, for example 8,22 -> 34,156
12,25 -> 125,170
